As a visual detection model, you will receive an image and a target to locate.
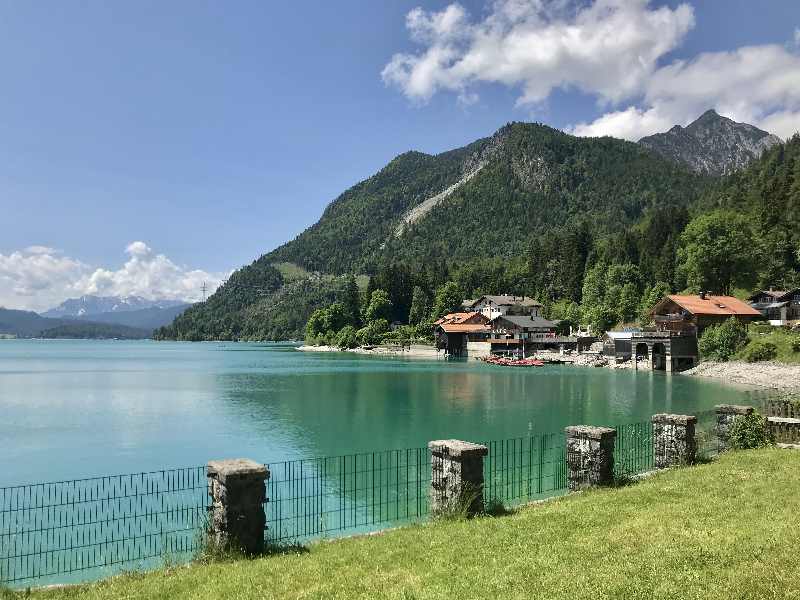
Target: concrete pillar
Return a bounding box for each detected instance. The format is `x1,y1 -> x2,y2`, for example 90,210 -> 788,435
429,439 -> 488,517
565,426 -> 616,491
207,458 -> 268,554
715,405 -> 754,452
652,414 -> 697,468
665,355 -> 673,372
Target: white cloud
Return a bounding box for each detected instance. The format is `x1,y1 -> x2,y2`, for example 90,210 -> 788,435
0,242 -> 227,313
385,1 -> 800,141
570,44 -> 800,139
382,0 -> 694,105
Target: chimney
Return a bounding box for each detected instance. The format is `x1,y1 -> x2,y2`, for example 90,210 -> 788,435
699,291 -> 706,300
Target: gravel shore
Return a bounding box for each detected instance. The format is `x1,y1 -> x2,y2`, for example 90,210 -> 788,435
680,361 -> 800,391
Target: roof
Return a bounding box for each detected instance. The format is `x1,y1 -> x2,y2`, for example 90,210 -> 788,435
470,295 -> 543,308
440,323 -> 491,334
747,289 -> 796,301
660,295 -> 761,317
433,312 -> 488,326
492,315 -> 557,329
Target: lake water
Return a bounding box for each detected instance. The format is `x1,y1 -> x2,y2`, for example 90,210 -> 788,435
1,339 -> 752,486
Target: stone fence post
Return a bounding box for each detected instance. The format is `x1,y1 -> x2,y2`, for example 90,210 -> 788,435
207,459 -> 269,554
429,440 -> 488,517
715,405 -> 754,452
565,426 -> 616,491
652,414 -> 697,468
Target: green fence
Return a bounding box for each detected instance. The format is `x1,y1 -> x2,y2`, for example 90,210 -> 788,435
0,410 -> 728,588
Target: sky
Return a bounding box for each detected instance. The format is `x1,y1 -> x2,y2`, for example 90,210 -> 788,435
1,0 -> 799,312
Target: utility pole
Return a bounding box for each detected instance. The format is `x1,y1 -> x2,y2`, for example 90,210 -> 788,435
201,282 -> 208,302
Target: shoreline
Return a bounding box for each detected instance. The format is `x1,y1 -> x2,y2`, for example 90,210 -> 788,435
296,344 -> 444,359
297,345 -> 800,392
679,360 -> 800,392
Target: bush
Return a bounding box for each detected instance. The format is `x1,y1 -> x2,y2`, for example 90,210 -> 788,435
791,338 -> 800,353
750,322 -> 773,335
728,412 -> 773,450
335,325 -> 358,349
356,319 -> 389,346
739,340 -> 778,362
698,318 -> 749,361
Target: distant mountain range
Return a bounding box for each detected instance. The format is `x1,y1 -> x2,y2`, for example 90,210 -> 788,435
638,110 -> 781,176
0,295 -> 191,339
44,295 -> 187,318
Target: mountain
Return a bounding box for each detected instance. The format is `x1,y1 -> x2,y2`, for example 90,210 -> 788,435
38,322 -> 151,340
638,110 -> 781,176
43,295 -> 187,319
158,120 -> 714,341
264,121 -> 710,275
0,308 -> 152,339
0,309 -> 61,338
78,304 -> 192,330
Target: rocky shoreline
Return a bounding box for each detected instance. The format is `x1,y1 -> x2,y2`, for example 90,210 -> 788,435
680,361 -> 800,392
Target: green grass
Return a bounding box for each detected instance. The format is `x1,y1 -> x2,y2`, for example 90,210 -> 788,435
271,262 -> 313,282
739,327 -> 800,363
13,449 -> 800,599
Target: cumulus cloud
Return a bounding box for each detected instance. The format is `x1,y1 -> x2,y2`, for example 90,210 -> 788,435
0,242 -> 227,313
382,0 -> 695,105
569,44 -> 800,139
385,1 -> 800,141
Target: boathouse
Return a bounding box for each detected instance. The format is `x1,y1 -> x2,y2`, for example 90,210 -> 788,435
433,312 -> 490,357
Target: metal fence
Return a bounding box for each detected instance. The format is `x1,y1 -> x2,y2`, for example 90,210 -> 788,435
265,447 -> 431,545
0,467 -> 207,587
483,433 -> 567,508
0,409 -> 749,588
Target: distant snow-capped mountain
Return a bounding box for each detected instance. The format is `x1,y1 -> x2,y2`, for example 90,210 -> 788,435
43,295 -> 187,319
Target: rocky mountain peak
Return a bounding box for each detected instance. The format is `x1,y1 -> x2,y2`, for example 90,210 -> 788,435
638,110 -> 782,176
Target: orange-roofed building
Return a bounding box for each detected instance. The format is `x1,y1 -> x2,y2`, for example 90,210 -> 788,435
433,312 -> 490,357
650,292 -> 761,334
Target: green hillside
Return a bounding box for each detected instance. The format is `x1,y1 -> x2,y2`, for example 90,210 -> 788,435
157,123 -> 800,342
266,122 -> 710,273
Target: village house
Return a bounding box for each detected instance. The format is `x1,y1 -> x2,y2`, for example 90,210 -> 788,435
748,288 -> 800,326
619,292 -> 762,372
467,295 -> 543,320
650,292 -> 762,334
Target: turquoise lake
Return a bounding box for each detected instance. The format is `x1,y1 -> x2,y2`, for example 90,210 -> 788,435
0,339 -> 752,486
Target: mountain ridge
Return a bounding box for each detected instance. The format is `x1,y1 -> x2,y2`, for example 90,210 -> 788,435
638,109 -> 781,176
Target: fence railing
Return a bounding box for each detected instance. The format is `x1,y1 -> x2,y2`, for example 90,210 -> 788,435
482,433 -> 567,509
265,447 -> 431,545
0,467 -> 207,587
1,401 -> 771,589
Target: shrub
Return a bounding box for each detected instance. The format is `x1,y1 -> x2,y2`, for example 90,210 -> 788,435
698,318 -> 749,361
740,340 -> 778,362
335,325 -> 358,349
728,412 -> 773,450
750,322 -> 773,335
791,338 -> 800,353
356,319 -> 389,346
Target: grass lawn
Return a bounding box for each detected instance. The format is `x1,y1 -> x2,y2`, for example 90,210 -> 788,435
12,449 -> 800,600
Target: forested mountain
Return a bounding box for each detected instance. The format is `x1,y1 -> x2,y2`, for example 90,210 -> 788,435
0,308 -> 153,339
266,122 -> 709,274
157,118 -> 800,342
39,322 -> 151,340
639,110 -> 781,176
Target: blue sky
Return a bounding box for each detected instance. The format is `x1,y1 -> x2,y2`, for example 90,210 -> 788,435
0,0 -> 798,311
